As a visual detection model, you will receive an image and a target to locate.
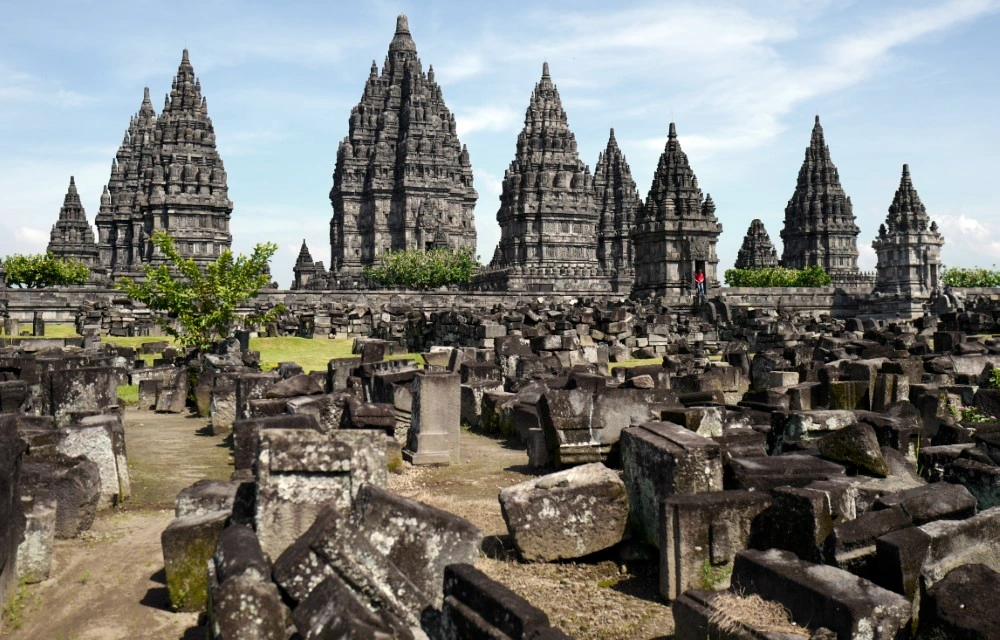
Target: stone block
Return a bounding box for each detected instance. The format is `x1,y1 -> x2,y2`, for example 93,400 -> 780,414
232,413 -> 318,471
154,368 -> 189,414
265,373 -> 323,398
208,373 -> 237,436
732,548 -> 911,640
292,574 -> 411,639
825,506 -> 913,582
826,380 -> 871,410
480,390 -> 517,437
56,414 -> 129,508
944,458 -> 1000,510
441,564 -> 554,640
327,357 -> 361,391
727,454 -> 845,492
161,509 -> 229,612
816,422 -> 889,477
660,490 -> 771,601
175,479 -> 241,518
15,497 -> 56,584
659,406 -> 724,438
255,428 -> 386,560
621,421 -> 723,546
404,371 -> 460,465
767,370 -> 799,388
499,463 -> 628,562
21,454 -> 100,539
460,379 -> 504,430
873,482 -> 977,525
919,563 -> 1000,640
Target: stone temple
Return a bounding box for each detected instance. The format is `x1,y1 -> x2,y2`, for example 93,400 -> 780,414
873,164 -> 944,299
329,15 -> 477,287
594,129 -> 641,294
95,51 -> 232,279
478,63 -> 609,293
291,240 -> 325,291
632,122 -> 722,297
734,219 -> 779,270
47,177 -> 99,268
779,116 -> 861,281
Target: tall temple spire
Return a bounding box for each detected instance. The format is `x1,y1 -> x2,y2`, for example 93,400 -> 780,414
48,176 -> 98,268
873,164 -> 943,299
95,50 -> 232,278
329,14 -> 477,287
594,127 -> 640,292
734,219 -> 779,270
481,63 -> 609,292
633,121 -> 722,296
779,115 -> 860,279
292,239 -> 324,290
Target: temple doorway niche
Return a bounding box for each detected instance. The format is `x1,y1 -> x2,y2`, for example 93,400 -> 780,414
695,259 -> 707,294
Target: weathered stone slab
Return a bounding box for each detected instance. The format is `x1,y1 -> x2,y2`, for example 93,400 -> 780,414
727,455 -> 845,492
161,509 -> 228,612
441,564 -> 554,640
404,371 -> 461,465
919,563 -> 1000,640
57,414 -> 129,508
15,497 -> 56,584
621,421 -> 723,546
873,482 -> 977,525
499,463 -> 628,562
21,454 -> 100,538
175,479 -> 241,518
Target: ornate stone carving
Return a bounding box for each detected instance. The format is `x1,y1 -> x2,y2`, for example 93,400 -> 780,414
734,219 -> 779,270
593,129 -> 639,293
779,116 -> 860,281
329,14 -> 477,286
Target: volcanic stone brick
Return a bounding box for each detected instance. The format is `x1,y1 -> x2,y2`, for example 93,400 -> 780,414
460,379 -> 504,430
154,368 -> 190,414
292,574 -> 411,639
404,370 -> 461,465
875,506 -> 1000,604
0,424 -> 26,602
919,564 -> 1000,640
327,357 -> 362,391
441,564 -> 555,640
621,421 -> 723,546
660,490 -> 772,601
255,428 -> 387,560
265,373 -> 323,398
944,459 -> 1000,509
161,509 -> 228,611
15,496 -> 56,584
175,479 -> 241,518
236,372 -> 279,421
48,366 -> 118,424
207,525 -> 287,640
732,548 -> 911,640
232,413 -> 318,472
209,373 -> 237,435
499,463 -> 628,562
56,415 -> 130,508
727,455 -> 846,492
287,392 -> 351,434
873,482 -> 977,525
817,422 -> 889,477
824,506 -> 913,582
21,454 -> 101,538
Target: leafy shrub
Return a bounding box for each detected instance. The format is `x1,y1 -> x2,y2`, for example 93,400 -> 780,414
941,266 -> 1000,288
3,253 -> 89,288
362,248 -> 479,290
724,265 -> 832,287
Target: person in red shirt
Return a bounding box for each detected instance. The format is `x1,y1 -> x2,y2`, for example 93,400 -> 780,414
694,269 -> 705,295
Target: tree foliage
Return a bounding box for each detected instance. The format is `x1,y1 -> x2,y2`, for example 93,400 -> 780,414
724,265 -> 832,287
941,266 -> 1000,288
3,253 -> 89,288
362,248 -> 479,289
117,231 -> 282,351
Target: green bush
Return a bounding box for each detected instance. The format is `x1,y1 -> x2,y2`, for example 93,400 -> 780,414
362,248 -> 479,290
3,253 -> 89,288
724,265 -> 832,287
941,266 -> 1000,288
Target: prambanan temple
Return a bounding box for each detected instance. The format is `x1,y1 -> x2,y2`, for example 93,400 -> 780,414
47,14 -> 945,304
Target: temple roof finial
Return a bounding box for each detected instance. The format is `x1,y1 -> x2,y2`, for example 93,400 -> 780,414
396,14 -> 410,35
182,49 -> 190,63
542,61 -> 550,78
668,121 -> 677,139
902,163 -> 910,177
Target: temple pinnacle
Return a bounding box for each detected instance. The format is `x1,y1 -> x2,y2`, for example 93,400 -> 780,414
902,163 -> 910,177
668,121 -> 677,139
542,61 -> 550,78
396,14 -> 409,34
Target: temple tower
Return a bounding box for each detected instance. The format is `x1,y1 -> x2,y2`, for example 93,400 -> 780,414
873,164 -> 944,297
47,177 -> 99,268
137,50 -> 232,269
481,63 -> 609,293
291,240 -> 326,290
95,87 -> 157,276
632,122 -> 722,297
594,128 -> 640,293
779,116 -> 860,279
329,14 -> 477,286
734,219 -> 779,270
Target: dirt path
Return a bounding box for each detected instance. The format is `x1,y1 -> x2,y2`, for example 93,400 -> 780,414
3,411 -> 231,639
389,429 -> 675,640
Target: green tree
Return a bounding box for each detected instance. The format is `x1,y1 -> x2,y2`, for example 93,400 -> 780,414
724,265 -> 832,287
3,253 -> 89,288
941,266 -> 1000,288
362,248 -> 479,289
117,231 -> 282,351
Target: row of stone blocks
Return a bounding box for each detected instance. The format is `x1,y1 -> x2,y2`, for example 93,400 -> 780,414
160,420 -> 573,638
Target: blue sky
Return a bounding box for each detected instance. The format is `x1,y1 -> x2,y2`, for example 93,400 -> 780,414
1,0 -> 998,287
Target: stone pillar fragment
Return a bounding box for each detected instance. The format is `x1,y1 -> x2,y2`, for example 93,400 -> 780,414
404,371 -> 460,465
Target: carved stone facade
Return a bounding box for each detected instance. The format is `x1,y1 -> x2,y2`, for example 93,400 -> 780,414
873,164 -> 944,297
95,51 -> 232,279
632,123 -> 722,297
594,129 -> 639,293
95,88 -> 157,276
478,63 -> 609,293
329,15 -> 477,286
47,177 -> 99,269
291,240 -> 326,290
780,116 -> 860,281
734,219 -> 779,270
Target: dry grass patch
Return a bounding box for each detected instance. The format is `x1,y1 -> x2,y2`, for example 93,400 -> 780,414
708,593 -> 809,637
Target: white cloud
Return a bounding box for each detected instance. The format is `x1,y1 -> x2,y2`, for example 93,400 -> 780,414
14,227 -> 49,252
0,62 -> 93,108
435,53 -> 487,85
455,105 -> 521,137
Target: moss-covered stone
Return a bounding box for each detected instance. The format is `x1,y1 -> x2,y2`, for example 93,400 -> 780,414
817,423 -> 889,477
161,510 -> 228,612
